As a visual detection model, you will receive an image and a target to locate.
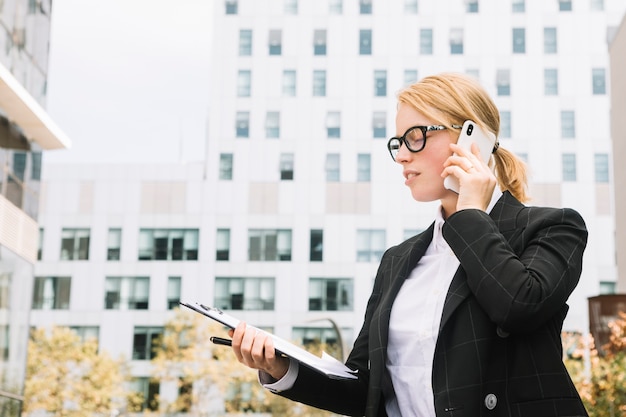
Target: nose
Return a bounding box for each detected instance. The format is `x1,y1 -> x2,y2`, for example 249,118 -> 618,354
394,140 -> 412,163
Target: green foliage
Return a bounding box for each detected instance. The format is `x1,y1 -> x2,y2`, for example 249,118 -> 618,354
23,326 -> 130,417
564,312 -> 626,417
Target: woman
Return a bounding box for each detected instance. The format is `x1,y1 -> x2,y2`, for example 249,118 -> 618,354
229,72 -> 589,416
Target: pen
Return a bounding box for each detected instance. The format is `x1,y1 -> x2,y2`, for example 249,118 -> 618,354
210,336 -> 232,347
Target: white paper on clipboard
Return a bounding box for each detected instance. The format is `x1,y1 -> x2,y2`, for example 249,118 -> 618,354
180,301 -> 358,380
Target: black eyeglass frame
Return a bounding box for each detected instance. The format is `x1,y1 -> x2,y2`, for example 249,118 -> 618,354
387,124 -> 463,161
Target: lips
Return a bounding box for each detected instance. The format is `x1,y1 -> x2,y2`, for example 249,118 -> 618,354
403,170 -> 419,185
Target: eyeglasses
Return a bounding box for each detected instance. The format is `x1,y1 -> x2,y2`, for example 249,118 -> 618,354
387,124 -> 462,161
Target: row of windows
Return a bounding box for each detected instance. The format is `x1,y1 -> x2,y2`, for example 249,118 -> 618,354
219,149 -> 610,183
225,0 -> 597,16
43,227 -> 411,263
235,67 -> 606,99
237,26 -> 597,59
219,152 -> 372,182
233,107 -> 599,143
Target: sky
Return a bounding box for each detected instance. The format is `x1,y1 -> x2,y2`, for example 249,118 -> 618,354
43,0 -> 213,165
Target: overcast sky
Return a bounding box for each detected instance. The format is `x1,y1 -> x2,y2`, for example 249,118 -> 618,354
44,0 -> 213,165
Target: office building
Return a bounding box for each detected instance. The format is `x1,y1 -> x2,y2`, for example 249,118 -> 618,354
0,0 -> 70,412
34,0 -> 625,410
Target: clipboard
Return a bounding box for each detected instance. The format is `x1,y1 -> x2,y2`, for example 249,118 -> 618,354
180,301 -> 358,380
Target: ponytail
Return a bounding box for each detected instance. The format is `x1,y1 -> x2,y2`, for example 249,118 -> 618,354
493,147 -> 529,203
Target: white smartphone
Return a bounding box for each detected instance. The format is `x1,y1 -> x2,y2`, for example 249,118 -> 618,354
443,120 -> 497,193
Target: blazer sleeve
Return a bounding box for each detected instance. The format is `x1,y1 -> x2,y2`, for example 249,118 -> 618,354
275,247 -> 393,416
442,204 -> 588,334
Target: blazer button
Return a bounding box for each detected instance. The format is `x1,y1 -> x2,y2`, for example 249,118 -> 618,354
484,393 -> 497,410
496,327 -> 510,338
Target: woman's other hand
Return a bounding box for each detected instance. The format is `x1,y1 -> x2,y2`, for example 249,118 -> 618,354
229,322 -> 290,380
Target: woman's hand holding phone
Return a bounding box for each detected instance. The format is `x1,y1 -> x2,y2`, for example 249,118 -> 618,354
442,120 -> 498,212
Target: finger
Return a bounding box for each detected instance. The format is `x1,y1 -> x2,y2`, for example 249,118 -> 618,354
231,322 -> 247,361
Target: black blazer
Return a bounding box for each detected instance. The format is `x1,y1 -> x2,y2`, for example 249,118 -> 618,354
279,192 -> 589,417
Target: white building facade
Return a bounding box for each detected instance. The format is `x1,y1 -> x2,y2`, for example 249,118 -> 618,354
34,0 -> 625,411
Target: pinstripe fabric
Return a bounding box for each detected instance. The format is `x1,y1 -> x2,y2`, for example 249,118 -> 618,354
279,192 -> 588,417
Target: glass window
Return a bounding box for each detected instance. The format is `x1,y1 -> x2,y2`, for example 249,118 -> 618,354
561,110 -> 576,138
359,29 -> 372,55
599,281 -> 616,294
214,277 -> 275,310
60,228 -> 90,260
32,277 -> 71,310
70,326 -> 99,344
544,27 -> 557,54
132,327 -> 163,360
236,111 -> 250,138
326,154 -> 340,182
591,0 -> 604,11
309,278 -> 353,311
465,0 -> 478,13
500,111 -> 511,138
31,151 -> 42,180
513,28 -> 525,53
326,111 -> 341,138
0,326 -> 8,360
496,69 -> 511,96
420,29 -> 433,54
329,0 -> 343,14
292,326 -> 347,350
237,70 -> 251,97
544,68 -> 558,95
283,70 -> 296,96
356,229 -> 386,262
404,70 -> 418,85
512,0 -> 525,12
360,0 -> 372,14
167,277 -> 181,309
38,228 -> 43,260
280,153 -> 294,180
107,228 -> 121,261
562,153 -> 577,181
310,229 -> 323,261
374,70 -> 387,96
594,153 -> 609,183
372,112 -> 386,138
216,229 -> 231,261
269,29 -> 282,55
137,229 -> 199,261
225,0 -> 238,14
592,68 -> 606,95
265,111 -> 280,138
313,70 -> 327,96
239,29 -> 252,56
559,0 -> 572,11
219,153 -> 233,180
404,0 -> 418,13
314,29 -> 327,55
450,28 -> 464,54
105,277 -> 149,310
130,377 -> 160,412
284,0 -> 298,14
248,229 -> 292,261
357,153 -> 371,182
0,274 -> 8,310
403,228 -> 425,240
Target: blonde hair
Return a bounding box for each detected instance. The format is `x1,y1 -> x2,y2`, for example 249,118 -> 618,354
397,72 -> 529,203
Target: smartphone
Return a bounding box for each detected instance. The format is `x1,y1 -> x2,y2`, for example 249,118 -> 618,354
443,120 -> 497,193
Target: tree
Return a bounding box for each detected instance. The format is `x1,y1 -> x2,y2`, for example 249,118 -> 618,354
564,312 -> 626,417
23,326 -> 129,417
151,308 -> 340,416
